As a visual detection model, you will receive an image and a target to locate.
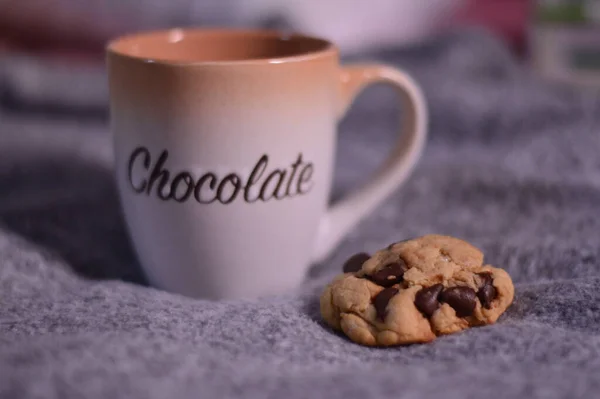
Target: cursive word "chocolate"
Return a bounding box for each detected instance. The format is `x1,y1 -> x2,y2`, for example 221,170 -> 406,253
127,146 -> 314,204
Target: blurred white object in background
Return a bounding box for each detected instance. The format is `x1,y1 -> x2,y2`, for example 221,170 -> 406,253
239,0 -> 466,54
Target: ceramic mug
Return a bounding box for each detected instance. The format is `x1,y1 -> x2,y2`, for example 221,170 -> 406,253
107,28 -> 427,299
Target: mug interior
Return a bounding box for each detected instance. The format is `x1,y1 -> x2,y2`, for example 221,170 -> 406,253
107,28 -> 333,64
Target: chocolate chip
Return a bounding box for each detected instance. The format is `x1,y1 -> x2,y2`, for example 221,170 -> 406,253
370,260 -> 408,287
373,287 -> 399,321
342,252 -> 371,273
439,286 -> 477,317
477,283 -> 497,309
476,272 -> 497,309
477,272 -> 493,286
414,284 -> 443,316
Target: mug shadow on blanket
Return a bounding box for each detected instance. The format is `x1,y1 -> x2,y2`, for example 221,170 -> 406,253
0,154 -> 148,285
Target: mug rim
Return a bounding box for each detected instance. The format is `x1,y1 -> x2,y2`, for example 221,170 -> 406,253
106,27 -> 338,66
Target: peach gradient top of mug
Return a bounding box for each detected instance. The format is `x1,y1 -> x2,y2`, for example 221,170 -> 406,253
107,28 -> 427,299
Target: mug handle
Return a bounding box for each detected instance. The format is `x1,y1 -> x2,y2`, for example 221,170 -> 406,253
312,64 -> 428,262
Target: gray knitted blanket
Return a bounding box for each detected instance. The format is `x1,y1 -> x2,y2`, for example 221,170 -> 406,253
1,31 -> 600,399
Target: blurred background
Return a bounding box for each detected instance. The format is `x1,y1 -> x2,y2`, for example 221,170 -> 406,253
1,0 -> 599,118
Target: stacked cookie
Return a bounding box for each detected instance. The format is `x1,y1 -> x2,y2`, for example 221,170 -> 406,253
320,235 -> 514,346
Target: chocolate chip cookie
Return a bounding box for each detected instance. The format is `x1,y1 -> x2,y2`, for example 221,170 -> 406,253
320,235 -> 514,346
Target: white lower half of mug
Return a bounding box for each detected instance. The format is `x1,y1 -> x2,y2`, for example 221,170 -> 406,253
114,122 -> 336,300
